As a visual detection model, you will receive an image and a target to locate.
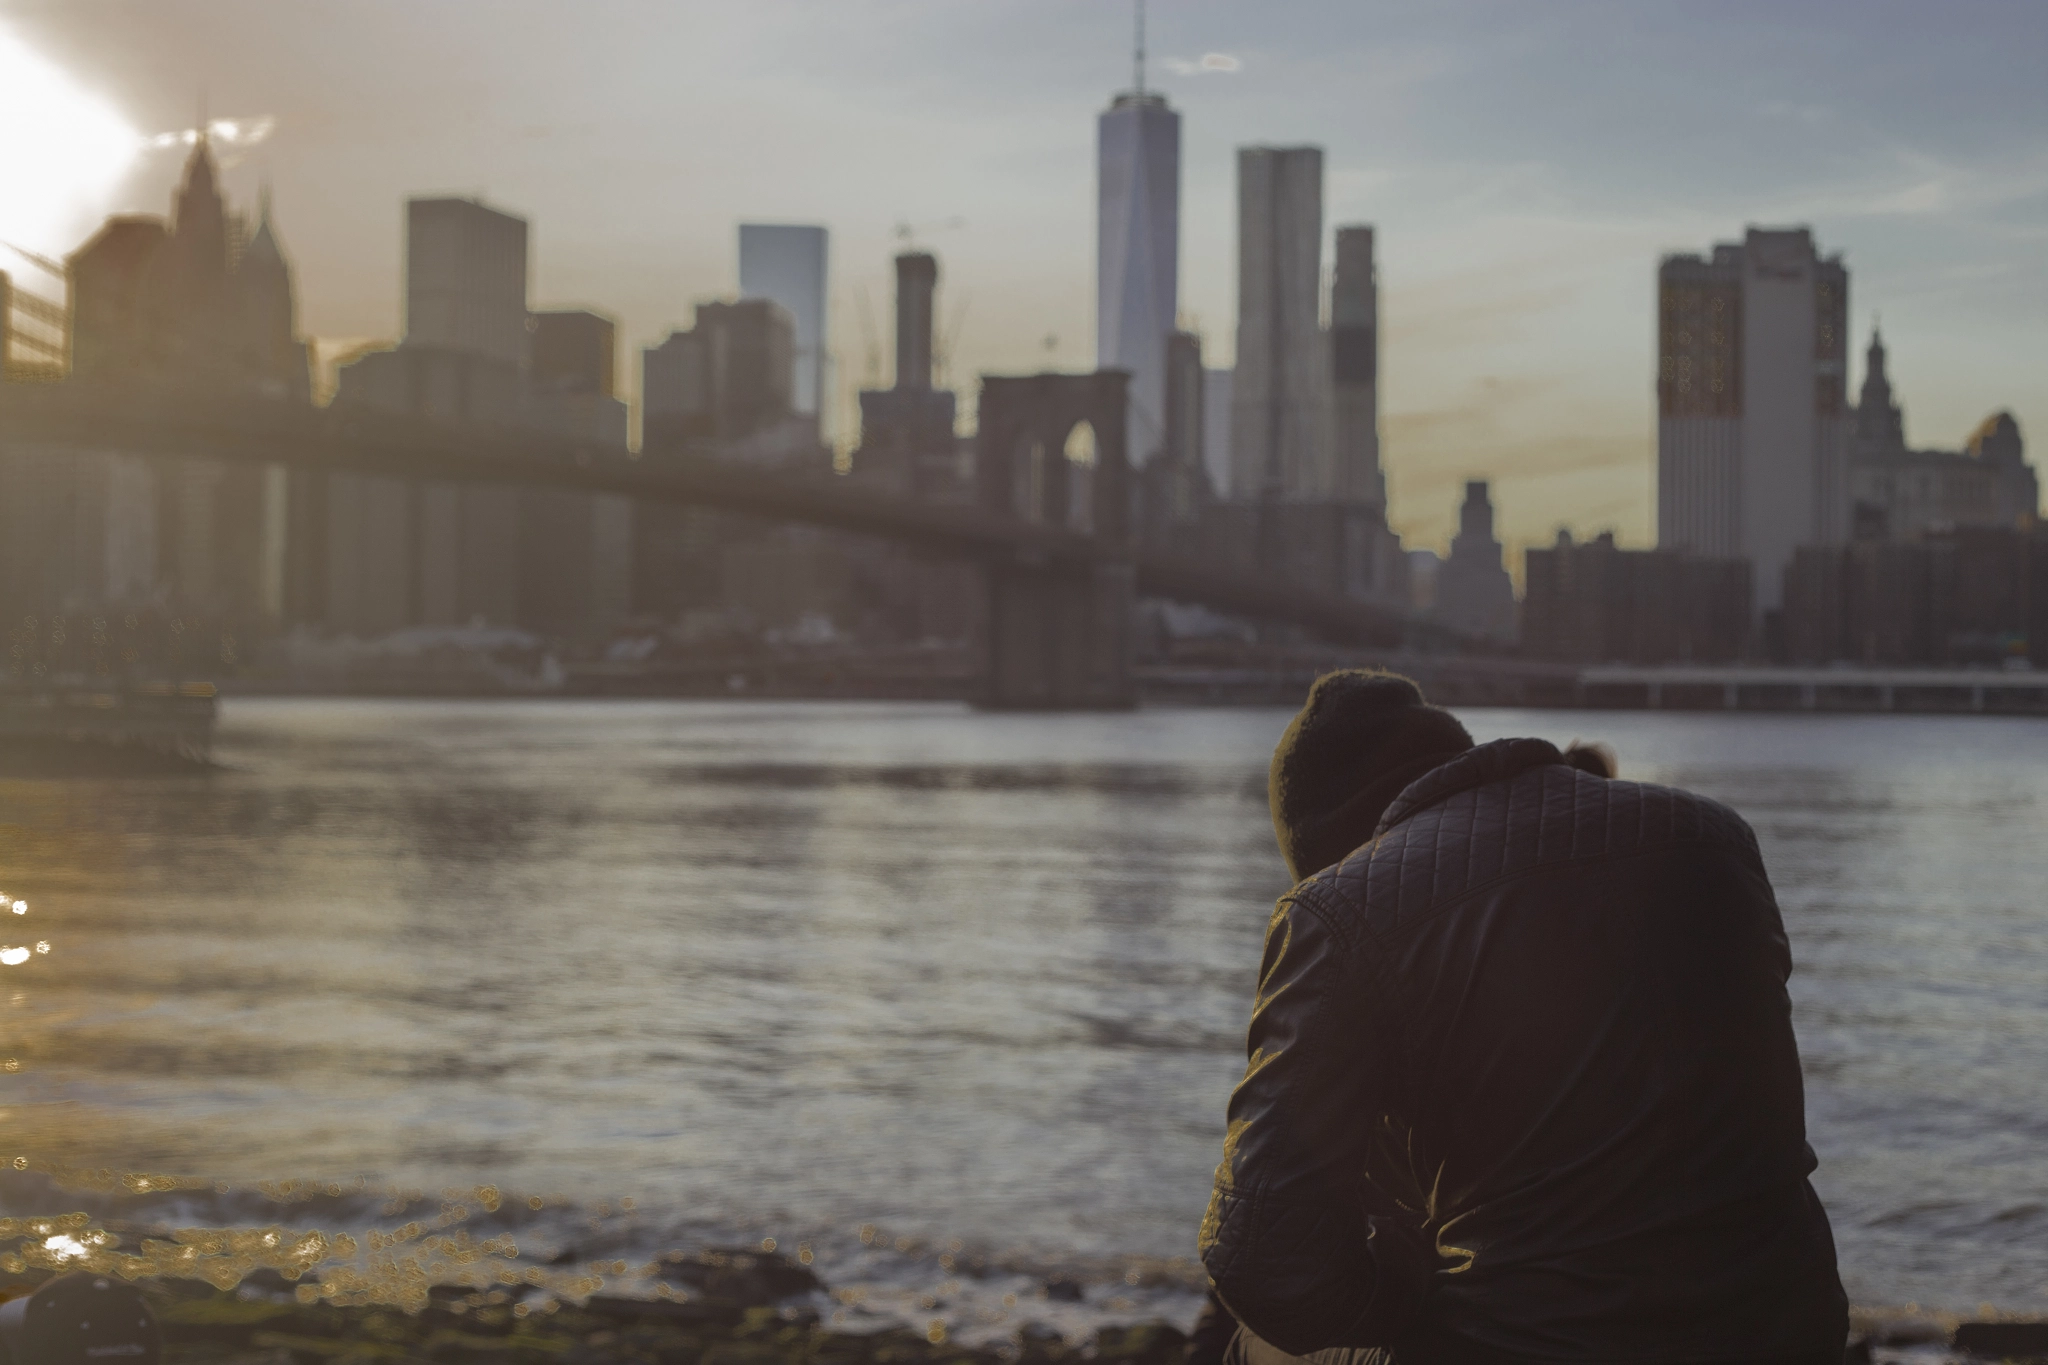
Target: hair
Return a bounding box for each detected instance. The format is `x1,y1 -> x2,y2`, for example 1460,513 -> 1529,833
1267,669 -> 1475,881
1562,741 -> 1617,779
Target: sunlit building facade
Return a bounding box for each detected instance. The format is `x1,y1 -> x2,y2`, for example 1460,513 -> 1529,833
1657,228 -> 1850,614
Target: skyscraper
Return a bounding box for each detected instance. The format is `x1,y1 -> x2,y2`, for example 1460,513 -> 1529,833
641,298 -> 796,453
1096,88 -> 1179,466
523,310 -> 631,638
1201,367 -> 1233,499
1435,480 -> 1517,642
738,224 -> 828,427
1328,225 -> 1384,510
893,251 -> 936,392
404,198 -> 530,371
50,137 -> 307,628
855,252 -> 959,499
331,196 -> 535,633
1230,145 -> 1325,507
1657,228 -> 1850,613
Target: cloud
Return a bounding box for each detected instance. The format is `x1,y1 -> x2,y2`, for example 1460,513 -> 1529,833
1759,145 -> 2048,225
1162,52 -> 1241,76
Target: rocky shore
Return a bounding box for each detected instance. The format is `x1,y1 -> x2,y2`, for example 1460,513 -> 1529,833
139,1264 -> 1191,1365
79,1261 -> 2047,1365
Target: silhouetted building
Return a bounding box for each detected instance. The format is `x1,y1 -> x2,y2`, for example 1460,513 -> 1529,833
1435,481 -> 1516,642
1658,228 -> 1850,614
896,251 -> 935,393
321,198 -> 630,640
1329,226 -> 1383,510
1231,146 -> 1325,506
854,252 -> 961,499
824,252 -> 975,643
159,133 -> 233,368
1135,331 -> 1212,551
48,138 -> 309,630
635,288 -> 835,629
1846,329 -> 2036,539
1202,365 -> 1233,499
641,298 -> 799,458
521,310 -> 632,638
1783,526 -> 2046,666
1407,548 -> 1441,614
405,197 -> 530,370
1523,532 -> 1751,663
1328,225 -> 1406,607
231,193 -> 313,402
1097,88 -> 1180,466
531,310 -> 616,397
331,345 -> 525,634
68,149 -> 308,402
739,224 -> 828,430
68,217 -> 172,381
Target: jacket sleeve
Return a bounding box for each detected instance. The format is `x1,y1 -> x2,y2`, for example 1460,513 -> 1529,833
1198,890 -> 1433,1354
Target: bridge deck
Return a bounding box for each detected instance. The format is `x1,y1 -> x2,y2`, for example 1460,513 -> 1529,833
0,385 -> 1415,647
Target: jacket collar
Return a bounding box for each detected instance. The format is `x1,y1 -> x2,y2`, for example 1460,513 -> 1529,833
1374,736 -> 1566,837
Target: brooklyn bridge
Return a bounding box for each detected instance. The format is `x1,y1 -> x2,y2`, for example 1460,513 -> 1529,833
0,380 -> 1433,710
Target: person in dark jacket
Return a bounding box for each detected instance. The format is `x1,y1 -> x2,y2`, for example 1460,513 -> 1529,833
1198,670 -> 1846,1365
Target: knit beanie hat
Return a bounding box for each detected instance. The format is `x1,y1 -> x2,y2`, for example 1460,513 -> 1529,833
1269,669 -> 1474,881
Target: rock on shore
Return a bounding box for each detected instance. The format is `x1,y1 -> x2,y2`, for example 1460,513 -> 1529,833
143,1269 -> 1190,1365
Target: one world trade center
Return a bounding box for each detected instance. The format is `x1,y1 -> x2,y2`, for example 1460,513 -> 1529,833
1096,71 -> 1180,469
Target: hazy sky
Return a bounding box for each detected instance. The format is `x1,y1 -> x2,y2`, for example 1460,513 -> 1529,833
3,0 -> 2044,561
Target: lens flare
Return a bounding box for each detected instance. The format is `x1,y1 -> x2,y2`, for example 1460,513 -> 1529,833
142,115 -> 276,161
0,23 -> 140,256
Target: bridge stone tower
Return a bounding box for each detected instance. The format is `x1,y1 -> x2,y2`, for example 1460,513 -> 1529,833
974,370 -> 1135,709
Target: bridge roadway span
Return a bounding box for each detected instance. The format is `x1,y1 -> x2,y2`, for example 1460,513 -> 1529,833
0,386 -> 1407,652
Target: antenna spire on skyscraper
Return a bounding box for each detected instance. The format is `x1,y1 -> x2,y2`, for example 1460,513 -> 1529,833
1134,0 -> 1146,96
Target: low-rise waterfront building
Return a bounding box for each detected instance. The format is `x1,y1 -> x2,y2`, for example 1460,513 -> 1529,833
1523,532 -> 1751,664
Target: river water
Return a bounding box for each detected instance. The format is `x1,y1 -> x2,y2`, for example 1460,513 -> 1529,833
0,700 -> 2043,1331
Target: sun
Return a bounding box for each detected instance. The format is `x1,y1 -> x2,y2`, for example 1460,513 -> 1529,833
0,22 -> 139,260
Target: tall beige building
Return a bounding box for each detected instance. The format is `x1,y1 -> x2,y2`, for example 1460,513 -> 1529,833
1657,228 -> 1850,613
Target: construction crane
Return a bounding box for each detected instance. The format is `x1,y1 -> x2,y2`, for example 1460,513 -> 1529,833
892,216 -> 965,248
933,290 -> 970,391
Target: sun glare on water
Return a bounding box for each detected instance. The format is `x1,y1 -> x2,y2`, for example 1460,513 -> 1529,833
0,23 -> 140,257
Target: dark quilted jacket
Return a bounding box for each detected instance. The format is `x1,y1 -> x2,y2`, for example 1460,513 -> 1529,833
1199,738 -> 1846,1365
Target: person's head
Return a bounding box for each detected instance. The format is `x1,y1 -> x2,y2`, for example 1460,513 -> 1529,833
1268,669 -> 1474,881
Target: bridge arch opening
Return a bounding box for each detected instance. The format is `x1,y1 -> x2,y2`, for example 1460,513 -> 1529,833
1062,421 -> 1096,532
974,369 -> 1131,543
1062,420 -> 1096,467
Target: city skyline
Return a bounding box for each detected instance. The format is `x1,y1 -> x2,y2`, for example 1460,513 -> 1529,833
3,0 -> 2043,565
